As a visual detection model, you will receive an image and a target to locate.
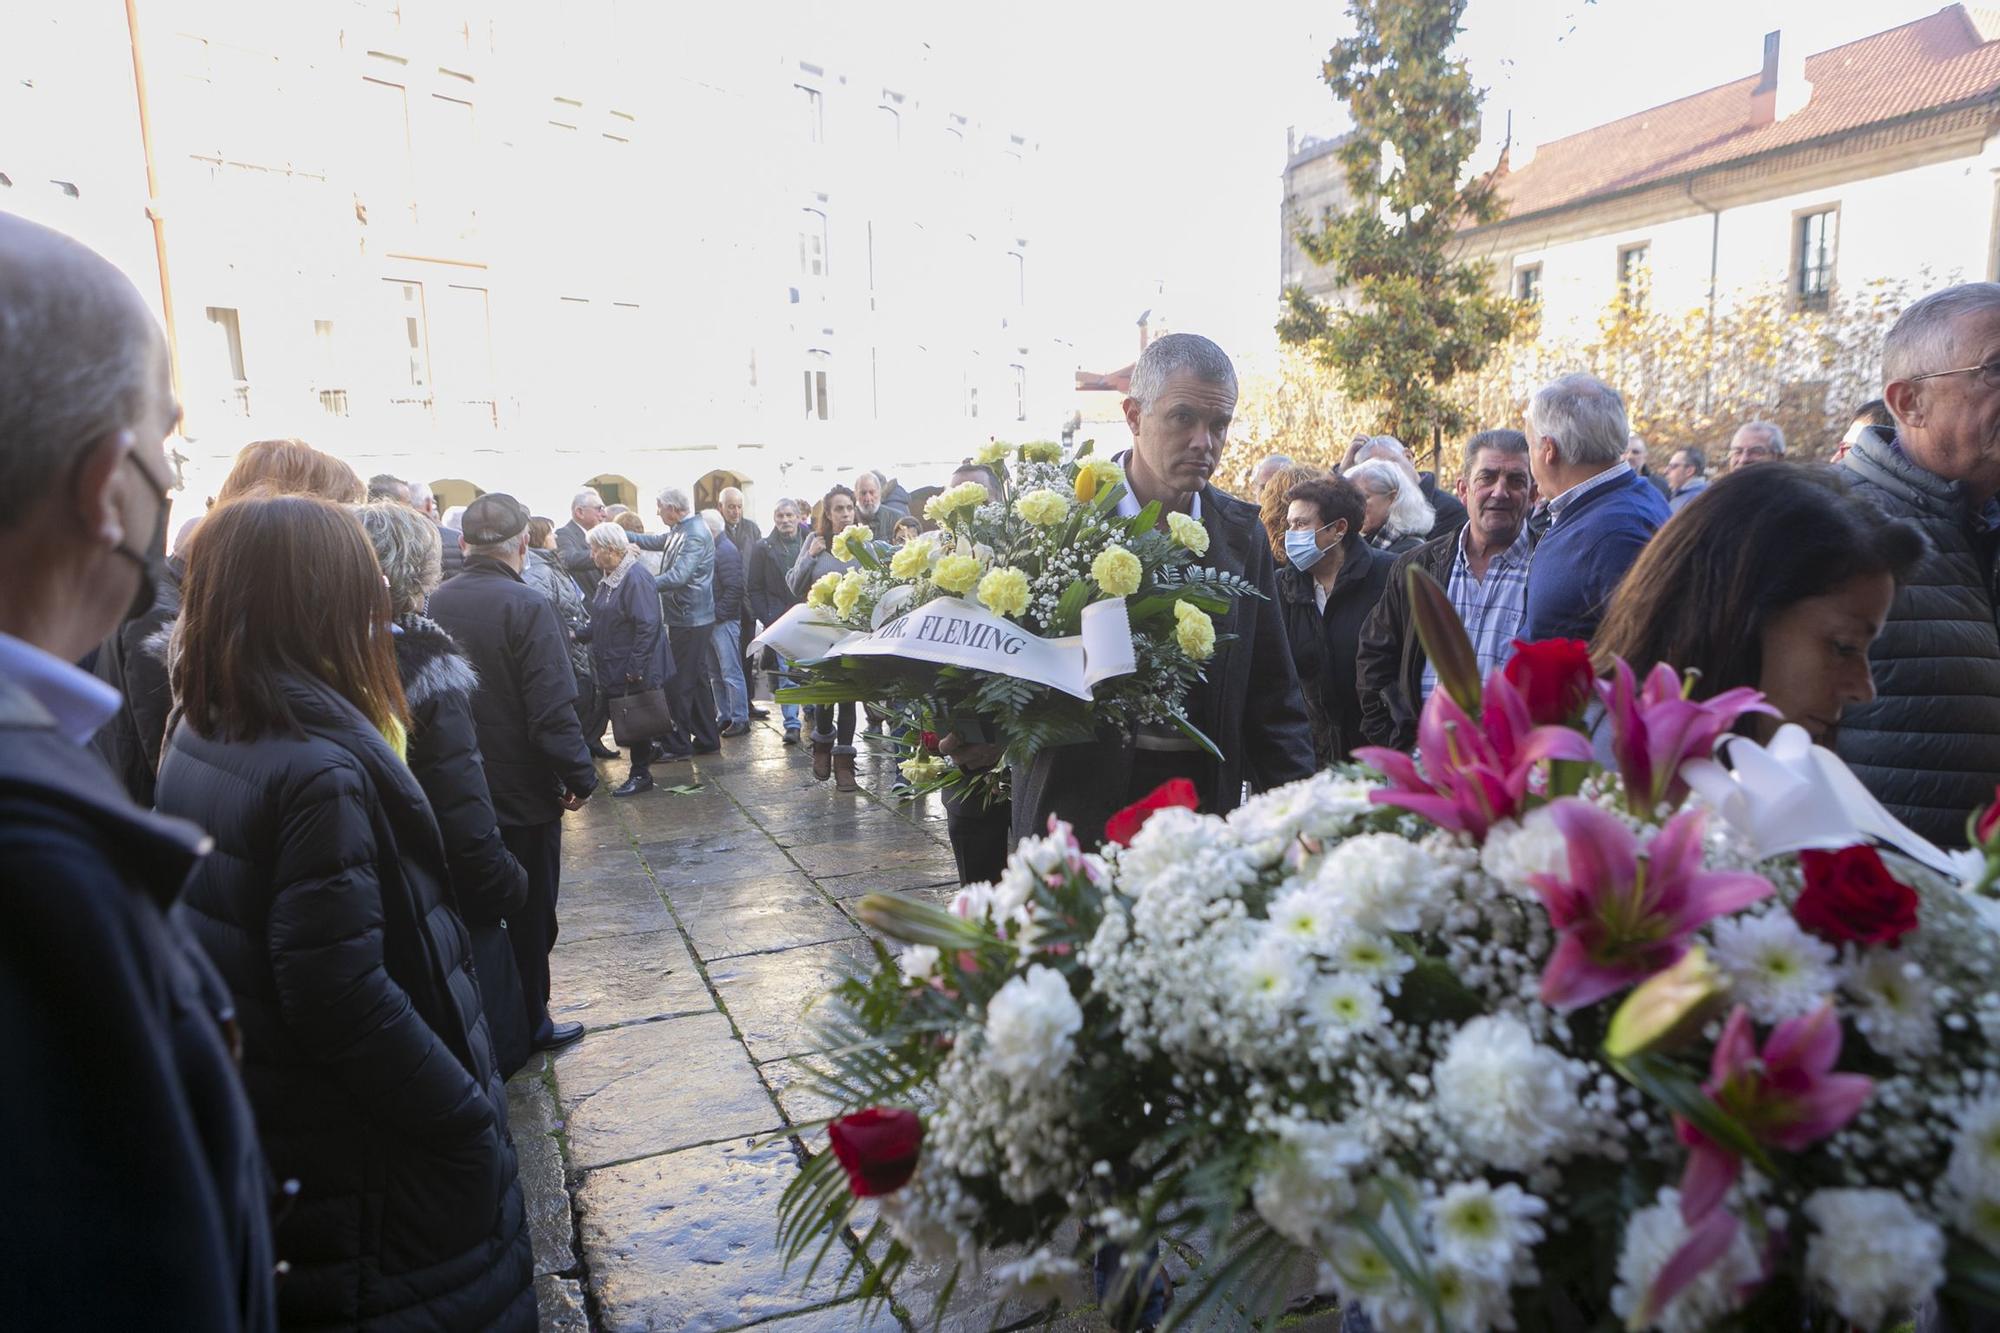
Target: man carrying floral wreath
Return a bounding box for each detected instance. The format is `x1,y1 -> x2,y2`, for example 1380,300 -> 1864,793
1006,332 -> 1315,846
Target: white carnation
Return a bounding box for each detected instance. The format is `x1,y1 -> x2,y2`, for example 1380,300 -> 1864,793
898,944 -> 941,982
1226,771 -> 1374,863
1611,1188 -> 1759,1333
1249,1118 -> 1368,1249
1479,805 -> 1568,898
1844,950 -> 1939,1058
983,965 -> 1083,1086
1434,1015 -> 1592,1172
951,882 -> 996,922
1428,1180 -> 1548,1284
1950,1096 -> 2000,1249
1707,910 -> 1838,1023
1314,833 -> 1442,935
1803,1188 -> 1945,1329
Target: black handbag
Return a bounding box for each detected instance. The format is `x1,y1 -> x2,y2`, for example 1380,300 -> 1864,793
609,686 -> 675,747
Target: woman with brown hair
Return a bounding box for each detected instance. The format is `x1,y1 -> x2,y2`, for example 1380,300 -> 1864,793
788,483 -> 860,788
155,493 -> 534,1332
1256,461 -> 1326,563
212,437 -> 365,506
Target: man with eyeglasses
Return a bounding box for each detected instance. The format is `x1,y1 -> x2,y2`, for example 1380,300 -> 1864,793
1836,281 -> 2000,848
1726,420 -> 1786,469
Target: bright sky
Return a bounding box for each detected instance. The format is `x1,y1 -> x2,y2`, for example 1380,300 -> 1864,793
958,0 -> 1942,377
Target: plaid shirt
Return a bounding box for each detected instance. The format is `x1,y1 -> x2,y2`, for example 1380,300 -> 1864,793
1420,523 -> 1534,703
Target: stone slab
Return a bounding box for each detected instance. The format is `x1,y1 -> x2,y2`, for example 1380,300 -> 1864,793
746,1298 -> 905,1331
576,1139 -> 858,1332
553,1011 -> 779,1169
557,880 -> 679,945
671,876 -> 861,961
636,835 -> 803,890
505,1057 -> 577,1277
707,938 -> 879,1064
817,859 -> 962,899
550,928 -> 711,1029
535,1274 -> 589,1333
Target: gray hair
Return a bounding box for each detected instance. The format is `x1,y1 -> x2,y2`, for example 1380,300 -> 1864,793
655,485 -> 691,513
699,507 -> 724,536
1461,428 -> 1531,476
1527,373 -> 1630,467
1345,458 -> 1436,540
570,488 -> 603,513
1128,332 -> 1237,408
0,216 -> 170,527
718,486 -> 744,504
1883,282 -> 2000,385
1733,421 -> 1786,456
585,520 -> 630,554
354,500 -> 443,614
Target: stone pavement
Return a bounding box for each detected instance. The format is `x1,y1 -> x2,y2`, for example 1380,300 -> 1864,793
505,718 -> 1102,1333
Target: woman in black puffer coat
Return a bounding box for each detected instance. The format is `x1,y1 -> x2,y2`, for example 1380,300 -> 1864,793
157,494 -> 533,1332
358,501 -> 533,1079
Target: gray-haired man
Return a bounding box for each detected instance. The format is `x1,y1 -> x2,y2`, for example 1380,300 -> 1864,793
635,486 -> 720,756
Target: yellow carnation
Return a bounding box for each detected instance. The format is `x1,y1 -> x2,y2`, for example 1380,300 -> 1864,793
975,440 -> 1010,466
1019,441 -> 1062,463
925,481 -> 990,523
977,566 -> 1031,618
932,552 -> 983,595
832,569 -> 867,619
1073,456 -> 1124,503
1166,510 -> 1210,555
807,571 -> 841,609
1013,488 -> 1070,526
899,754 -> 951,784
1090,544 -> 1142,597
830,523 -> 874,562
889,536 -> 935,579
1174,599 -> 1216,660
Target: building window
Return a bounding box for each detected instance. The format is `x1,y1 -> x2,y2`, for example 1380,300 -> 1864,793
384,280 -> 432,415
797,85 -> 823,143
312,318 -> 347,416
204,306 -> 249,415
1617,243 -> 1650,305
803,351 -> 830,421
965,378 -> 979,419
1795,208 -> 1837,306
436,284 -> 497,428
1008,249 -> 1026,305
360,78 -> 417,223
1514,263 -> 1542,304
1011,363 -> 1027,422
800,207 -> 828,278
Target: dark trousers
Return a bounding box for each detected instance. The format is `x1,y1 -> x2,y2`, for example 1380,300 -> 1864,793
499,818 -> 563,1042
576,670 -> 608,749
813,701 -> 856,748
945,788 -> 1012,885
665,623 -> 721,753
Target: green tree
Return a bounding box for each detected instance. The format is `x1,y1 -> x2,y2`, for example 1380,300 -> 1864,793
1278,0 -> 1523,455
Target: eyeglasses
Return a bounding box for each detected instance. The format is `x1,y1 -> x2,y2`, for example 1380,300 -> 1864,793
1909,359 -> 2000,389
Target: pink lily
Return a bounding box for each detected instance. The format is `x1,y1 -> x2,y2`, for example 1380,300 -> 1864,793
1529,800 -> 1772,1011
1644,1003 -> 1872,1319
1357,670 -> 1592,841
1599,658 -> 1779,815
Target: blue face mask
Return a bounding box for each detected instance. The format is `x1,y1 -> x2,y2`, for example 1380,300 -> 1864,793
1285,527 -> 1333,571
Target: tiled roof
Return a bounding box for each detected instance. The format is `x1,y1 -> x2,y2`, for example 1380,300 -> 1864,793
1076,363 -> 1133,393
1497,5 -> 2000,219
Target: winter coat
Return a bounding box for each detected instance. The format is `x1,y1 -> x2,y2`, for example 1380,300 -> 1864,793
1370,529 -> 1427,558
713,533 -> 747,623
1668,476 -> 1709,514
553,519 -> 601,599
0,673 -> 277,1332
724,518 -> 763,577
645,515 -> 716,627
787,539 -> 853,600
589,557 -> 674,698
427,557 -> 597,828
1419,472 -> 1469,541
751,530 -> 805,627
89,551 -> 184,805
1354,532 -> 1461,752
157,672 -> 534,1333
391,616 -> 531,1074
1523,468 -> 1669,642
521,547 -> 594,685
438,524 -> 465,581
1278,541 -> 1394,766
1837,426 -> 2000,848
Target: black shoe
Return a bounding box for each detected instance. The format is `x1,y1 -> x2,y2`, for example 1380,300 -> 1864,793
782,727 -> 801,746
656,747 -> 694,763
749,706 -> 770,720
533,1021 -> 586,1052
692,744 -> 722,756
720,722 -> 751,738
613,773 -> 654,797
588,743 -> 621,760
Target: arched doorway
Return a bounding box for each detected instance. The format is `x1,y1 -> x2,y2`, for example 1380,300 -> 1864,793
693,468 -> 750,516
429,478 -> 486,512
584,473 -> 639,510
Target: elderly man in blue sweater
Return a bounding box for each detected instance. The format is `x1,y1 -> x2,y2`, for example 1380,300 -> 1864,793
1521,373 -> 1669,643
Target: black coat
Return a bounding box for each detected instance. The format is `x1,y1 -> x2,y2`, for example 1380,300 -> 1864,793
1420,472 -> 1469,541
1355,533 -> 1461,752
438,524 -> 465,581
89,552 -> 183,805
589,561 -> 674,697
554,518 -> 601,599
1278,541 -> 1393,766
1838,427 -> 2000,848
750,531 -> 804,627
713,533 -> 747,623
428,557 -> 598,827
157,673 -> 534,1333
0,675 -> 276,1332
392,615 -> 532,1076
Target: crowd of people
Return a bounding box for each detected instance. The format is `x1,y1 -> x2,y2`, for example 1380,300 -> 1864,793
11,211 -> 2000,1330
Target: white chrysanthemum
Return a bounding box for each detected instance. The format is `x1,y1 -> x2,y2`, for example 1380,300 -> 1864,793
1325,1220 -> 1403,1305
1313,832 -> 1442,935
1611,1188 -> 1759,1333
1429,1180 -> 1548,1283
1304,974 -> 1385,1038
1950,1096 -> 2000,1209
1235,933 -> 1306,1019
1431,1261 -> 1515,1333
1803,1188 -> 1945,1329
1268,884 -> 1343,953
1479,805 -> 1568,899
1249,1118 -> 1367,1249
898,944 -> 940,983
1332,931 -> 1416,991
1844,950 -> 1939,1057
990,1247 -> 1082,1300
1434,1015 -> 1592,1172
983,965 -> 1083,1085
1707,911 -> 1838,1023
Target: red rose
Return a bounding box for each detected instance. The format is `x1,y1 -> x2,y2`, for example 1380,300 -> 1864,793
826,1107 -> 922,1197
920,731 -> 941,755
1503,638 -> 1597,726
1794,845 -> 1919,947
1974,784 -> 2000,847
1104,778 -> 1200,848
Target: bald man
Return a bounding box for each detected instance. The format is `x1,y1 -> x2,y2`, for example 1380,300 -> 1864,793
0,213 -> 275,1328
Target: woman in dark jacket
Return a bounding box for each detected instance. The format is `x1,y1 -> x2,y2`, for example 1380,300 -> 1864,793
587,520 -> 675,798
358,501 -> 533,1079
788,484 -> 861,789
750,498 -> 806,743
1277,475 -> 1393,766
156,493 -> 534,1333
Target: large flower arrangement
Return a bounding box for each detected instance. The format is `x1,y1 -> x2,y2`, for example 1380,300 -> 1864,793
773,441 -> 1257,799
777,587 -> 2000,1331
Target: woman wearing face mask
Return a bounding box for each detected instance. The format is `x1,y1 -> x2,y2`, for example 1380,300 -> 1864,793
1276,475 -> 1393,766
